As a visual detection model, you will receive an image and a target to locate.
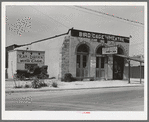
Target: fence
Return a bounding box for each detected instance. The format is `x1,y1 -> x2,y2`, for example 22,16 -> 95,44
125,66 -> 144,78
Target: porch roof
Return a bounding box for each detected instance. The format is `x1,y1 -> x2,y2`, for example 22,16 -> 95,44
115,54 -> 144,63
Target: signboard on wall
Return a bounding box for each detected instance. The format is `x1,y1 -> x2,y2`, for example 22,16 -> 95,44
17,50 -> 45,64
102,46 -> 117,54
71,29 -> 129,43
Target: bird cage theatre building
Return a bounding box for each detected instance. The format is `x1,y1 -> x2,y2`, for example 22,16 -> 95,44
8,29 -> 130,81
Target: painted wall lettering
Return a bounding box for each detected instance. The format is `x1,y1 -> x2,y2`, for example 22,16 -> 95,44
17,51 -> 45,64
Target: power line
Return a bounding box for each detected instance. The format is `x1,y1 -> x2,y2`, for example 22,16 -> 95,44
130,42 -> 144,46
29,6 -> 70,29
28,6 -> 144,47
64,6 -> 144,28
74,6 -> 144,26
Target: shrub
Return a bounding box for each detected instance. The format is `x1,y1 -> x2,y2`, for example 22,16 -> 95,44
24,84 -> 30,88
71,77 -> 77,81
31,78 -> 48,88
31,78 -> 41,88
90,77 -> 94,81
33,66 -> 41,75
49,77 -> 56,79
52,82 -> 58,88
39,80 -> 48,87
14,85 -> 23,88
37,73 -> 49,79
64,73 -> 73,82
35,65 -> 49,79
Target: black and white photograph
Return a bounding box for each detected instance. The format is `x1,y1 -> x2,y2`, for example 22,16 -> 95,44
2,2 -> 147,120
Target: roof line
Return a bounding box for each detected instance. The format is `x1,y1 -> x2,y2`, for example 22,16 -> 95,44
19,28 -> 73,47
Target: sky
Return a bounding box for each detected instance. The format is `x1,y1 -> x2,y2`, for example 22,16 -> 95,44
5,3 -> 145,56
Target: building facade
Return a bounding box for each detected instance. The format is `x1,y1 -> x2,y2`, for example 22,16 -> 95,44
61,29 -> 129,80
7,29 -> 130,80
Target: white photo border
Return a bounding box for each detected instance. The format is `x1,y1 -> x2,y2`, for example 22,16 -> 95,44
2,2 -> 148,120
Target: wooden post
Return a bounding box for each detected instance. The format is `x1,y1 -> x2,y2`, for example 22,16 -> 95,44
105,55 -> 108,80
128,60 -> 130,84
140,62 -> 142,84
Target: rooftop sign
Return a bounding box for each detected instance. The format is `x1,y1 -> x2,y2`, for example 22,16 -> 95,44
71,29 -> 129,43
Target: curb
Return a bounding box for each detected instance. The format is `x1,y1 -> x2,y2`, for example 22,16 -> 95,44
5,84 -> 144,93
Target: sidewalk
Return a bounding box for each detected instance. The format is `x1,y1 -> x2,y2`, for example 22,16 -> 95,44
5,78 -> 144,93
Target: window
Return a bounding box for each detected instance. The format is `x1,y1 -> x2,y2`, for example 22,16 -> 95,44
83,55 -> 87,68
96,46 -> 105,55
118,48 -> 124,55
77,44 -> 89,53
77,55 -> 80,68
96,57 -> 99,68
101,57 -> 105,68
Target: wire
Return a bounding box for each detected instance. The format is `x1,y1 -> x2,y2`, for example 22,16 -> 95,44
29,6 -> 70,29
130,42 -> 144,46
64,6 -> 144,28
28,6 -> 144,47
74,6 -> 144,26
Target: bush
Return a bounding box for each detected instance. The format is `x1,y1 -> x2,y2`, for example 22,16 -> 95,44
31,78 -> 41,88
33,66 -> 41,75
39,80 -> 48,87
52,82 -> 58,88
31,78 -> 48,88
90,77 -> 94,81
71,77 -> 77,81
64,73 -> 73,82
37,73 -> 49,79
14,85 -> 23,88
49,77 -> 56,79
24,84 -> 30,88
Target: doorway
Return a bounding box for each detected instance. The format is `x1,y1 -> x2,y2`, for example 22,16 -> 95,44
96,46 -> 105,79
113,48 -> 124,80
96,57 -> 105,79
76,44 -> 89,78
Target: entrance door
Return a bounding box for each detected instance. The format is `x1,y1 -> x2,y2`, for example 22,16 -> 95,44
76,54 -> 88,78
76,44 -> 89,78
96,57 -> 105,79
113,56 -> 124,80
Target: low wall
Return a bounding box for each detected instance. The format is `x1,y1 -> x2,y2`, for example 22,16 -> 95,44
125,66 -> 144,78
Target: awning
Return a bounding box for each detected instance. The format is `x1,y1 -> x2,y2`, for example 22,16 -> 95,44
115,54 -> 144,63
114,54 -> 143,84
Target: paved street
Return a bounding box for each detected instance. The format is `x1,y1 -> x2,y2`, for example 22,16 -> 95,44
5,86 -> 144,111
